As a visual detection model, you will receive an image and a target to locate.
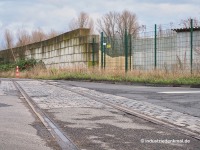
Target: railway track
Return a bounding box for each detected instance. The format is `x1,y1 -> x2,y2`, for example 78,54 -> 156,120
44,80 -> 200,141
10,79 -> 200,150
13,80 -> 79,150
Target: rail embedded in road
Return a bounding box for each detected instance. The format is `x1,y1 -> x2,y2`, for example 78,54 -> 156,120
45,80 -> 200,140
13,80 -> 79,150
9,79 -> 200,150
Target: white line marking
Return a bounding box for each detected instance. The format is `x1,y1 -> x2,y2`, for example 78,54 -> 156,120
159,91 -> 200,94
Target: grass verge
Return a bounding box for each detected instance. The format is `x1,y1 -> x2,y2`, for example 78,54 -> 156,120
1,65 -> 200,86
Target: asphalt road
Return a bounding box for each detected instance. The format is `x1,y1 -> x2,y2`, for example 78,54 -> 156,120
57,80 -> 200,118
1,78 -> 200,150
16,79 -> 200,150
0,79 -> 61,150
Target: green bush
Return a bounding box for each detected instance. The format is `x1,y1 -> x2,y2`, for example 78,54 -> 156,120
16,59 -> 37,70
0,63 -> 15,71
0,59 -> 42,71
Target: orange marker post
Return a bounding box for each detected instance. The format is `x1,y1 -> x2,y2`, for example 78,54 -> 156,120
16,66 -> 20,78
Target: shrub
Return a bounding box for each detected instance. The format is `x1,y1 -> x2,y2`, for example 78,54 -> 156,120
0,59 -> 43,71
16,59 -> 37,70
0,63 -> 15,71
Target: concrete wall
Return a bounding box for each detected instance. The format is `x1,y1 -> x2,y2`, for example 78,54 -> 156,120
0,28 -> 99,68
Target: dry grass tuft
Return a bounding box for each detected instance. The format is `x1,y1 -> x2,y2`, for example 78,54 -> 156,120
1,65 -> 200,85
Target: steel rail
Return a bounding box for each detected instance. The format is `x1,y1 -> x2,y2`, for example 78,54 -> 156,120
13,80 -> 79,150
44,80 -> 200,141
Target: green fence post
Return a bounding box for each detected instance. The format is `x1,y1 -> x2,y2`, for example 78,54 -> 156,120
103,37 -> 106,69
190,19 -> 193,74
154,24 -> 157,70
129,34 -> 132,71
101,32 -> 103,69
125,29 -> 128,72
92,38 -> 95,67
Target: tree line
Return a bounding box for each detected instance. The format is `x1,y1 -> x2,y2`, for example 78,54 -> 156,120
1,10 -> 139,50
1,10 -> 199,51
2,28 -> 58,50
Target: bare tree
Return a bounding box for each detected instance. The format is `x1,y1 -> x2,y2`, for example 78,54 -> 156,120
16,28 -> 31,47
97,10 -> 139,38
97,11 -> 119,37
47,29 -> 59,39
117,10 -> 139,38
2,27 -> 58,50
180,18 -> 199,28
158,24 -> 163,37
69,12 -> 94,33
4,29 -> 16,61
4,29 -> 14,49
31,28 -> 46,43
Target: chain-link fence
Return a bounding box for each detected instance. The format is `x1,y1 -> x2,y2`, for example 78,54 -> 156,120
100,19 -> 200,73
1,21 -> 200,73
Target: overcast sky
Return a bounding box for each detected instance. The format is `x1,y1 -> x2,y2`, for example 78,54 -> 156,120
0,0 -> 200,42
